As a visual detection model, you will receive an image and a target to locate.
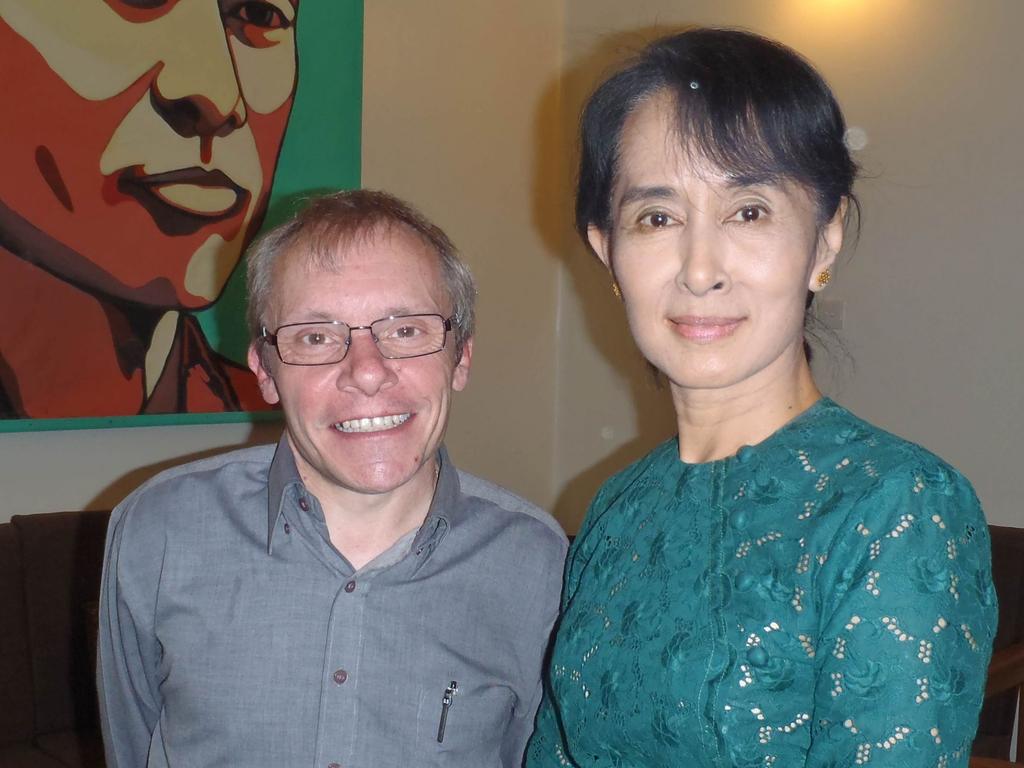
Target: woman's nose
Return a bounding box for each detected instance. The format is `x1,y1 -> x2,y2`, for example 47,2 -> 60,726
676,227 -> 728,296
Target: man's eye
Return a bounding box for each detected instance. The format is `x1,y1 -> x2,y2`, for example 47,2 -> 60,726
393,325 -> 422,339
299,332 -> 331,346
234,1 -> 289,29
223,0 -> 293,48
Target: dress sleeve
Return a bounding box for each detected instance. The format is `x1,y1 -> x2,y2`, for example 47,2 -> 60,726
97,497 -> 165,767
523,566 -> 580,768
524,494 -> 608,768
503,530 -> 569,767
805,463 -> 997,767
523,689 -> 576,767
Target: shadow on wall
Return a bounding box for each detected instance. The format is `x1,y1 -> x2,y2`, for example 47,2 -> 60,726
85,420 -> 284,511
530,27 -> 684,531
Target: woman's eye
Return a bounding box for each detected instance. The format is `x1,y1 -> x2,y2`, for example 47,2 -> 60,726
736,205 -> 765,223
639,211 -> 672,228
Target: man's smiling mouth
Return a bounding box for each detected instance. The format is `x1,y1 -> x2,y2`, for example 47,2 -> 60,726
334,413 -> 411,433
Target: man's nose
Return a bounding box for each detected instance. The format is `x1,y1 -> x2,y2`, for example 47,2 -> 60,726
150,2 -> 247,139
336,330 -> 396,397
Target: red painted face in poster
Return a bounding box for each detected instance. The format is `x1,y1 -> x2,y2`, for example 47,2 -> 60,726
0,0 -> 298,418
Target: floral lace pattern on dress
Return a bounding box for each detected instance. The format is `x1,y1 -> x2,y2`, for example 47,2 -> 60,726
526,399 -> 996,768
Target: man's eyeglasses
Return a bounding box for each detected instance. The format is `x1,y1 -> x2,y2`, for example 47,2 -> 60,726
261,314 -> 454,366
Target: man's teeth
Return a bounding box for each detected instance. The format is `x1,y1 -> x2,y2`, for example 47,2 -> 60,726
335,413 -> 411,433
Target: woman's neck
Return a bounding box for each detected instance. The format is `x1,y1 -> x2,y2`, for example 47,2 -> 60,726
670,351 -> 822,464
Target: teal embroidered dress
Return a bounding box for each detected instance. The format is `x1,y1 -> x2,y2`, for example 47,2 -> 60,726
526,399 -> 996,768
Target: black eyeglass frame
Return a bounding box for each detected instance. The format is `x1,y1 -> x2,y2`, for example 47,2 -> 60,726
260,314 -> 455,366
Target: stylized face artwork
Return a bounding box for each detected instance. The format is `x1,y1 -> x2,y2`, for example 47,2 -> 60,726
0,0 -> 298,309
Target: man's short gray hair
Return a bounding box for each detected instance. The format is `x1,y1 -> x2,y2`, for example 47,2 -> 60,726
246,189 -> 476,357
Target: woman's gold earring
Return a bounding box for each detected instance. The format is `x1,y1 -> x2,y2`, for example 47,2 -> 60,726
611,281 -> 623,300
816,268 -> 831,289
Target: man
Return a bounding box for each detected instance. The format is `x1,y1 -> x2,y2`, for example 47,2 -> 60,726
98,190 -> 568,767
0,0 -> 297,417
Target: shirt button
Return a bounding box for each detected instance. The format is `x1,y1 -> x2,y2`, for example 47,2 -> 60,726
344,580 -> 356,593
333,669 -> 348,684
298,497 -> 310,511
283,522 -> 291,535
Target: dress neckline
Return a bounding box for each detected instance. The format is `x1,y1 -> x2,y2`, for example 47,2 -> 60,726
669,396 -> 837,472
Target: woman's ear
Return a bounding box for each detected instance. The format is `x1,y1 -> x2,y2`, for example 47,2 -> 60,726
809,198 -> 847,292
587,225 -> 613,272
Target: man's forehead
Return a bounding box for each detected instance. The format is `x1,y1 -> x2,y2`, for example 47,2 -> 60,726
266,222 -> 448,320
285,221 -> 438,273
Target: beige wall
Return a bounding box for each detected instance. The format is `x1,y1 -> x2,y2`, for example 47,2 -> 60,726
1,1 -> 1020,533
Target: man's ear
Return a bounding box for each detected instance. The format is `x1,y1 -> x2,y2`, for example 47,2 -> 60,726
587,225 -> 612,271
808,198 -> 847,293
248,342 -> 280,405
451,336 -> 473,392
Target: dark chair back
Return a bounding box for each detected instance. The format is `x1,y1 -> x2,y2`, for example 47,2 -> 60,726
972,525 -> 1024,762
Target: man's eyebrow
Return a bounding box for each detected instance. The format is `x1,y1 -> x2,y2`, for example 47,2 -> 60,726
306,310 -> 338,321
285,307 -> 437,324
617,185 -> 677,207
278,310 -> 338,325
376,306 -> 433,319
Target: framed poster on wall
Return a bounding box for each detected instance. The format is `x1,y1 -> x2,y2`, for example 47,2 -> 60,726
0,0 -> 363,432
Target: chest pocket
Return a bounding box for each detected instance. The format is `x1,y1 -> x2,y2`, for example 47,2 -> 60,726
416,679 -> 515,763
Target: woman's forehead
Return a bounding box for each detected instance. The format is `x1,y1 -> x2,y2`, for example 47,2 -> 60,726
613,100 -> 731,192
617,90 -> 782,184
611,94 -> 815,208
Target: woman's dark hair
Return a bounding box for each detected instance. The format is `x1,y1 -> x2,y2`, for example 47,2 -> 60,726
576,28 -> 859,241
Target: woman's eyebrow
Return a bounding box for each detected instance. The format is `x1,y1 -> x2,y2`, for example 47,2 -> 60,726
617,185 -> 677,207
724,175 -> 782,192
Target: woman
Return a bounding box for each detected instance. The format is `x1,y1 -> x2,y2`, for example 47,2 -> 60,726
526,28 -> 995,767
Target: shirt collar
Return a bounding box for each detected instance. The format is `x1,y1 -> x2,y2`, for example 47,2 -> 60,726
410,446 -> 460,554
265,436 -> 462,554
267,434 -> 300,553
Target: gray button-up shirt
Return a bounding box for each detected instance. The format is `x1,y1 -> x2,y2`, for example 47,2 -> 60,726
98,439 -> 567,768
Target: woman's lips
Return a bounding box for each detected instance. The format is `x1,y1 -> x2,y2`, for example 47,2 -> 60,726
671,315 -> 745,343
